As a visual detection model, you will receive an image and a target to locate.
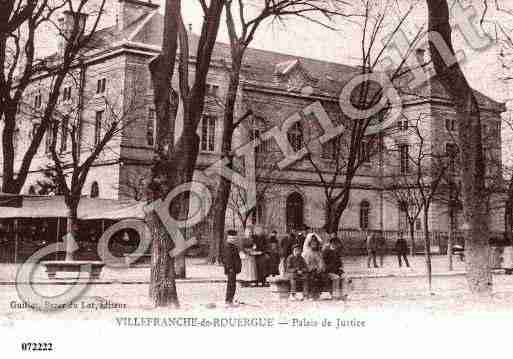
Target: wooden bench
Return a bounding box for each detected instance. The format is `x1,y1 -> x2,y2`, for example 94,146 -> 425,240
269,276 -> 351,299
40,261 -> 105,279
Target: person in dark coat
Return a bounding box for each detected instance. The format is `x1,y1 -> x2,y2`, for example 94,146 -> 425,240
286,244 -> 309,300
223,230 -> 242,307
252,226 -> 269,286
267,230 -> 280,276
296,231 -> 306,252
322,238 -> 345,300
395,232 -> 410,268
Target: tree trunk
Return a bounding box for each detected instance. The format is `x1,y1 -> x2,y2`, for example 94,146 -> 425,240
329,195 -> 350,233
209,177 -> 231,264
208,54 -> 242,264
146,209 -> 179,308
409,221 -> 416,257
448,203 -> 455,271
504,175 -> 513,245
1,110 -> 18,194
423,207 -> 432,292
65,205 -> 79,262
426,0 -> 492,294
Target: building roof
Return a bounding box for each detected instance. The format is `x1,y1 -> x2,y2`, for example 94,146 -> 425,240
69,13 -> 507,113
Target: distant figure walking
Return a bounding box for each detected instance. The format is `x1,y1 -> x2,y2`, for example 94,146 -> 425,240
395,232 -> 410,268
366,231 -> 378,268
223,230 -> 242,307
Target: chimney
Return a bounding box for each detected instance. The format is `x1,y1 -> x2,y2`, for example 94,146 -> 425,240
58,11 -> 88,57
117,0 -> 159,31
415,48 -> 426,66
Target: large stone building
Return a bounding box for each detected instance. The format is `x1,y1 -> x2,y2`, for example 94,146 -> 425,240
2,0 -> 506,235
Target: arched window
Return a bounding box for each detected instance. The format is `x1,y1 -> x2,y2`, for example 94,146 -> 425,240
249,116 -> 270,153
359,200 -> 370,230
286,192 -> 304,231
287,122 -> 303,152
90,181 -> 100,198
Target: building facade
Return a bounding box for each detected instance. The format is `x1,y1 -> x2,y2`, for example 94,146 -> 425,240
2,0 -> 506,236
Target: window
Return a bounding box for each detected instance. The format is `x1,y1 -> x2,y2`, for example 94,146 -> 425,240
446,143 -> 458,174
62,86 -> 72,101
482,123 -> 488,136
200,115 -> 216,152
147,108 -> 156,147
287,122 -> 303,152
322,137 -> 341,159
249,127 -> 271,154
445,118 -> 456,132
206,83 -> 219,97
359,140 -> 371,163
13,127 -> 20,152
398,119 -> 408,131
96,78 -> 106,94
399,144 -> 409,173
251,203 -> 264,225
359,201 -> 370,230
398,201 -> 408,231
45,122 -> 57,154
90,181 -> 100,198
415,218 -> 422,231
60,115 -> 69,153
34,92 -> 42,109
94,110 -> 104,146
250,128 -> 262,153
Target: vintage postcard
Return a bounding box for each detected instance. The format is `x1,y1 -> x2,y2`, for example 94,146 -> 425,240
1,0 -> 513,357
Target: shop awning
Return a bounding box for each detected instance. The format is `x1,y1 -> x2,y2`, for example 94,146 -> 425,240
0,195 -> 146,220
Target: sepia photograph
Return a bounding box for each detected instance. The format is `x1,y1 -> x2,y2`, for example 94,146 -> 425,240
1,0 -> 513,357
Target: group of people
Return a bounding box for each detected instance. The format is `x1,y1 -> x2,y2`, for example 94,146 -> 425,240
222,227 -> 346,306
284,231 -> 345,301
365,231 -> 411,269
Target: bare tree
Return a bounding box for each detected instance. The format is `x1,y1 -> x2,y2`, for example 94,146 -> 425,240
205,0 -> 351,263
0,0 -> 106,194
47,95 -> 132,260
146,0 -> 225,307
305,1 -> 424,233
426,0 -> 492,294
384,115 -> 448,290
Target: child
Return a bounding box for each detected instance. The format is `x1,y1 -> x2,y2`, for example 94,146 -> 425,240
285,244 -> 309,301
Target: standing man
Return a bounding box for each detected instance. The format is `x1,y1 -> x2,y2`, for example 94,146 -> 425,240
395,232 -> 411,268
223,230 -> 242,307
366,231 -> 378,268
252,225 -> 269,286
267,230 -> 280,277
